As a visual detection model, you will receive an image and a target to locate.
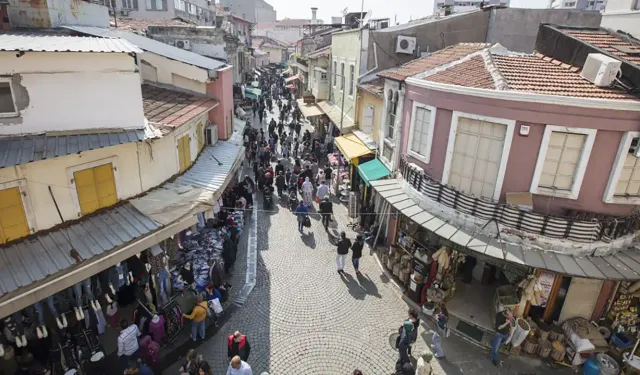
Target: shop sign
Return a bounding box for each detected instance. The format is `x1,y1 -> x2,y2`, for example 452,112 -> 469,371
534,271 -> 556,307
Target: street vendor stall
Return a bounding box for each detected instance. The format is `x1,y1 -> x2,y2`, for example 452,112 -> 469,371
332,134 -> 374,211
244,87 -> 262,101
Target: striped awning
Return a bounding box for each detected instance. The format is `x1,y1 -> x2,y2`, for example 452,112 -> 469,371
371,179 -> 640,281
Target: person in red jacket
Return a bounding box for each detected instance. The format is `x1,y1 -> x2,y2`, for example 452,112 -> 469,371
227,331 -> 251,361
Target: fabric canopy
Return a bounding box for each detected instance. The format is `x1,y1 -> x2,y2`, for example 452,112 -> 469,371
285,75 -> 300,82
245,87 -> 262,100
334,133 -> 373,161
358,158 -> 391,186
317,101 -> 355,130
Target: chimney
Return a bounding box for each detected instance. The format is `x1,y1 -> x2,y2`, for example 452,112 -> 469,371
311,7 -> 318,23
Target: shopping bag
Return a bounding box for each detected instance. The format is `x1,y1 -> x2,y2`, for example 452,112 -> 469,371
209,298 -> 223,314
303,216 -> 311,228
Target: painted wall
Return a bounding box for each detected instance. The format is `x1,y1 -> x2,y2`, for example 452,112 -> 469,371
356,90 -> 383,143
253,27 -> 303,44
0,51 -> 144,135
308,55 -> 329,100
146,26 -> 235,63
329,28 -> 363,124
207,66 -> 234,140
0,115 -> 206,233
400,85 -> 640,217
261,45 -> 286,63
601,10 -> 640,39
7,0 -> 109,29
138,51 -> 208,94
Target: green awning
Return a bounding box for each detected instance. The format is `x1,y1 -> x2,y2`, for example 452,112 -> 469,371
245,87 -> 262,100
358,158 -> 391,186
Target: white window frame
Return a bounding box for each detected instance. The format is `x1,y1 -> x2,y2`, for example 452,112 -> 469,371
380,139 -> 394,170
0,78 -> 19,118
340,62 -> 345,92
407,101 -> 437,164
603,131 -> 640,205
348,64 -> 355,98
529,125 -> 597,200
442,111 -> 516,201
67,156 -> 122,218
0,179 -> 36,235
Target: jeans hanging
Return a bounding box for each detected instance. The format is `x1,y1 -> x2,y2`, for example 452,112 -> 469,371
29,301 -> 45,326
46,295 -> 59,318
95,308 -> 107,335
82,278 -> 95,301
157,269 -> 170,305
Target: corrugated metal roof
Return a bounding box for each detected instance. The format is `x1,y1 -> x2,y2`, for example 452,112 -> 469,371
0,34 -> 142,53
371,179 -> 640,281
0,130 -> 146,169
62,26 -> 226,71
164,141 -> 244,192
0,204 -> 160,297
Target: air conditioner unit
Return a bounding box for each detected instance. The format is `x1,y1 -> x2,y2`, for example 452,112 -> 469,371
120,9 -> 129,16
176,40 -> 192,50
108,9 -> 114,15
396,35 -> 417,55
205,124 -> 218,145
580,53 -> 621,87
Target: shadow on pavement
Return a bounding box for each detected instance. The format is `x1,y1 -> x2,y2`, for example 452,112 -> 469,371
301,232 -> 316,248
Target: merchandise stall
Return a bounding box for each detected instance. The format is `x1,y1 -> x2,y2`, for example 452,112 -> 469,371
332,133 -> 374,209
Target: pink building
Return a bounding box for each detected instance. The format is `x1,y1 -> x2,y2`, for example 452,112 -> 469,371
207,66 -> 235,140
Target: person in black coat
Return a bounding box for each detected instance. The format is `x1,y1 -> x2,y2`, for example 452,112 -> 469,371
351,235 -> 364,274
336,232 -> 352,273
275,172 -> 286,198
319,197 -> 333,229
222,237 -> 237,274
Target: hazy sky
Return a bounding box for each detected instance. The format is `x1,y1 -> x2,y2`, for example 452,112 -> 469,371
268,0 -> 550,24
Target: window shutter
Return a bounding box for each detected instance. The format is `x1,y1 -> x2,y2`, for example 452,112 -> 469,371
132,0 -> 138,9
161,0 -> 167,10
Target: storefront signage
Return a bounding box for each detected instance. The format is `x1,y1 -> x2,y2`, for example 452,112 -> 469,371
303,94 -> 316,104
534,271 -> 556,307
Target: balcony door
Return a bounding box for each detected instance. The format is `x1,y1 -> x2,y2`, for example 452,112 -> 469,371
448,117 -> 507,199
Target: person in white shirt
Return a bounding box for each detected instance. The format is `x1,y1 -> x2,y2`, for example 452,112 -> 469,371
226,355 -> 253,375
117,319 -> 141,371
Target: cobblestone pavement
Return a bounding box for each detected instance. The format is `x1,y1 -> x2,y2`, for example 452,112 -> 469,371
163,104 -> 574,375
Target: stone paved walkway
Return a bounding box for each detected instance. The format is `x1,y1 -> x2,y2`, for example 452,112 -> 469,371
163,103 -> 575,375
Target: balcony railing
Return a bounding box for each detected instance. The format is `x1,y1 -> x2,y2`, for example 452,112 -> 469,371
399,156 -> 640,243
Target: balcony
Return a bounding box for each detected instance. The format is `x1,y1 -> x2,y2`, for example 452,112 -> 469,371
399,157 -> 640,244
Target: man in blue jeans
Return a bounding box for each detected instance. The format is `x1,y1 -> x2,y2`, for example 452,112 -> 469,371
295,200 -> 308,233
491,309 -> 514,367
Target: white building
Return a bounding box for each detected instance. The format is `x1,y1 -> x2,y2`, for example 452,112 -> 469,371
549,0 -> 607,10
0,33 -> 244,319
434,0 -> 510,14
219,0 -> 276,23
601,0 -> 640,38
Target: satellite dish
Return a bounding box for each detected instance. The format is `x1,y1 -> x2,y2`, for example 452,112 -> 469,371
361,10 -> 372,27
342,7 -> 348,16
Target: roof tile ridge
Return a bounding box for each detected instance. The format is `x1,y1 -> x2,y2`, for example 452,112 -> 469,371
482,44 -> 509,91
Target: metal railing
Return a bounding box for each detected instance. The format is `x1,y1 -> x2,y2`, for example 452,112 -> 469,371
399,156 -> 640,243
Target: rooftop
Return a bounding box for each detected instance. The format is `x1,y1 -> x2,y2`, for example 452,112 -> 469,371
561,28 -> 640,66
378,43 -> 491,81
420,47 -> 638,101
110,17 -> 195,32
141,84 -> 219,131
357,77 -> 385,96
307,45 -> 331,59
0,34 -> 141,53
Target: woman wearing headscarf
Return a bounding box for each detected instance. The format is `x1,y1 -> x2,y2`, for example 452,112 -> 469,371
316,169 -> 326,185
301,177 -> 314,207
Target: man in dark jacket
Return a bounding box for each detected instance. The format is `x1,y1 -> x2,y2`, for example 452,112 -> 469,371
228,331 -> 251,361
336,231 -> 352,273
318,197 -> 333,229
222,237 -> 237,274
351,235 -> 364,274
275,172 -> 286,198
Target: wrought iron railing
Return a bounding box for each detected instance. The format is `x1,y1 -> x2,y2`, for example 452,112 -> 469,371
399,157 -> 640,243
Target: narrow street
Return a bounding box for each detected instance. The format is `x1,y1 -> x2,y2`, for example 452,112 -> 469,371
163,104 -> 573,375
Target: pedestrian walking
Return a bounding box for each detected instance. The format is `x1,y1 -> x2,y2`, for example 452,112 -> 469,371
431,305 -> 448,359
396,320 -> 414,365
491,309 -> 514,367
295,200 -> 309,233
227,331 -> 251,361
182,295 -> 207,342
198,361 -> 212,375
353,371 -> 363,375
117,319 -> 141,372
301,177 -> 314,206
226,355 -> 253,375
275,172 -> 286,198
316,180 -> 329,202
351,235 -> 364,274
318,196 -> 333,229
179,349 -> 202,375
336,232 -> 351,273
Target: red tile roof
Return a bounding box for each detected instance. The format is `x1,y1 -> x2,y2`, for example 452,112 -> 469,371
357,77 -> 385,96
421,50 -> 637,101
111,17 -> 195,32
425,56 -> 495,89
564,29 -> 640,66
141,84 -> 219,131
378,43 -> 492,81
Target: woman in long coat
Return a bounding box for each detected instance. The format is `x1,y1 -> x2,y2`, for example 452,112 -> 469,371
301,177 -> 314,207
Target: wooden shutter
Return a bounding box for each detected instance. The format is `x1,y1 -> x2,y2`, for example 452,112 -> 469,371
0,187 -> 29,244
178,134 -> 191,172
362,105 -> 374,134
197,123 -> 204,151
74,164 -> 117,215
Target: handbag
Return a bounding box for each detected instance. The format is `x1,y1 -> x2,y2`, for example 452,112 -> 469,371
303,216 -> 311,228
209,298 -> 223,314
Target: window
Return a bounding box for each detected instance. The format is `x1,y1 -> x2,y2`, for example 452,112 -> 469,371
340,63 -> 345,91
408,103 -> 436,163
530,125 -> 596,200
321,72 -> 327,80
177,133 -> 192,172
386,90 -> 398,140
147,0 -> 166,9
349,65 -> 355,96
73,163 -> 118,215
122,0 -> 138,9
614,138 -> 640,197
0,81 -> 17,116
382,141 -> 394,165
333,61 -> 337,86
0,186 -> 30,244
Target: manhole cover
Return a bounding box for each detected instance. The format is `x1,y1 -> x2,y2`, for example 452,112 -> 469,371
389,333 -> 400,349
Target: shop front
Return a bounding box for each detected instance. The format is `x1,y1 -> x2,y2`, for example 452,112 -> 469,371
370,178 -> 640,370
331,134 -> 374,212
244,87 -> 262,101
0,141 -> 246,375
295,98 -> 326,133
